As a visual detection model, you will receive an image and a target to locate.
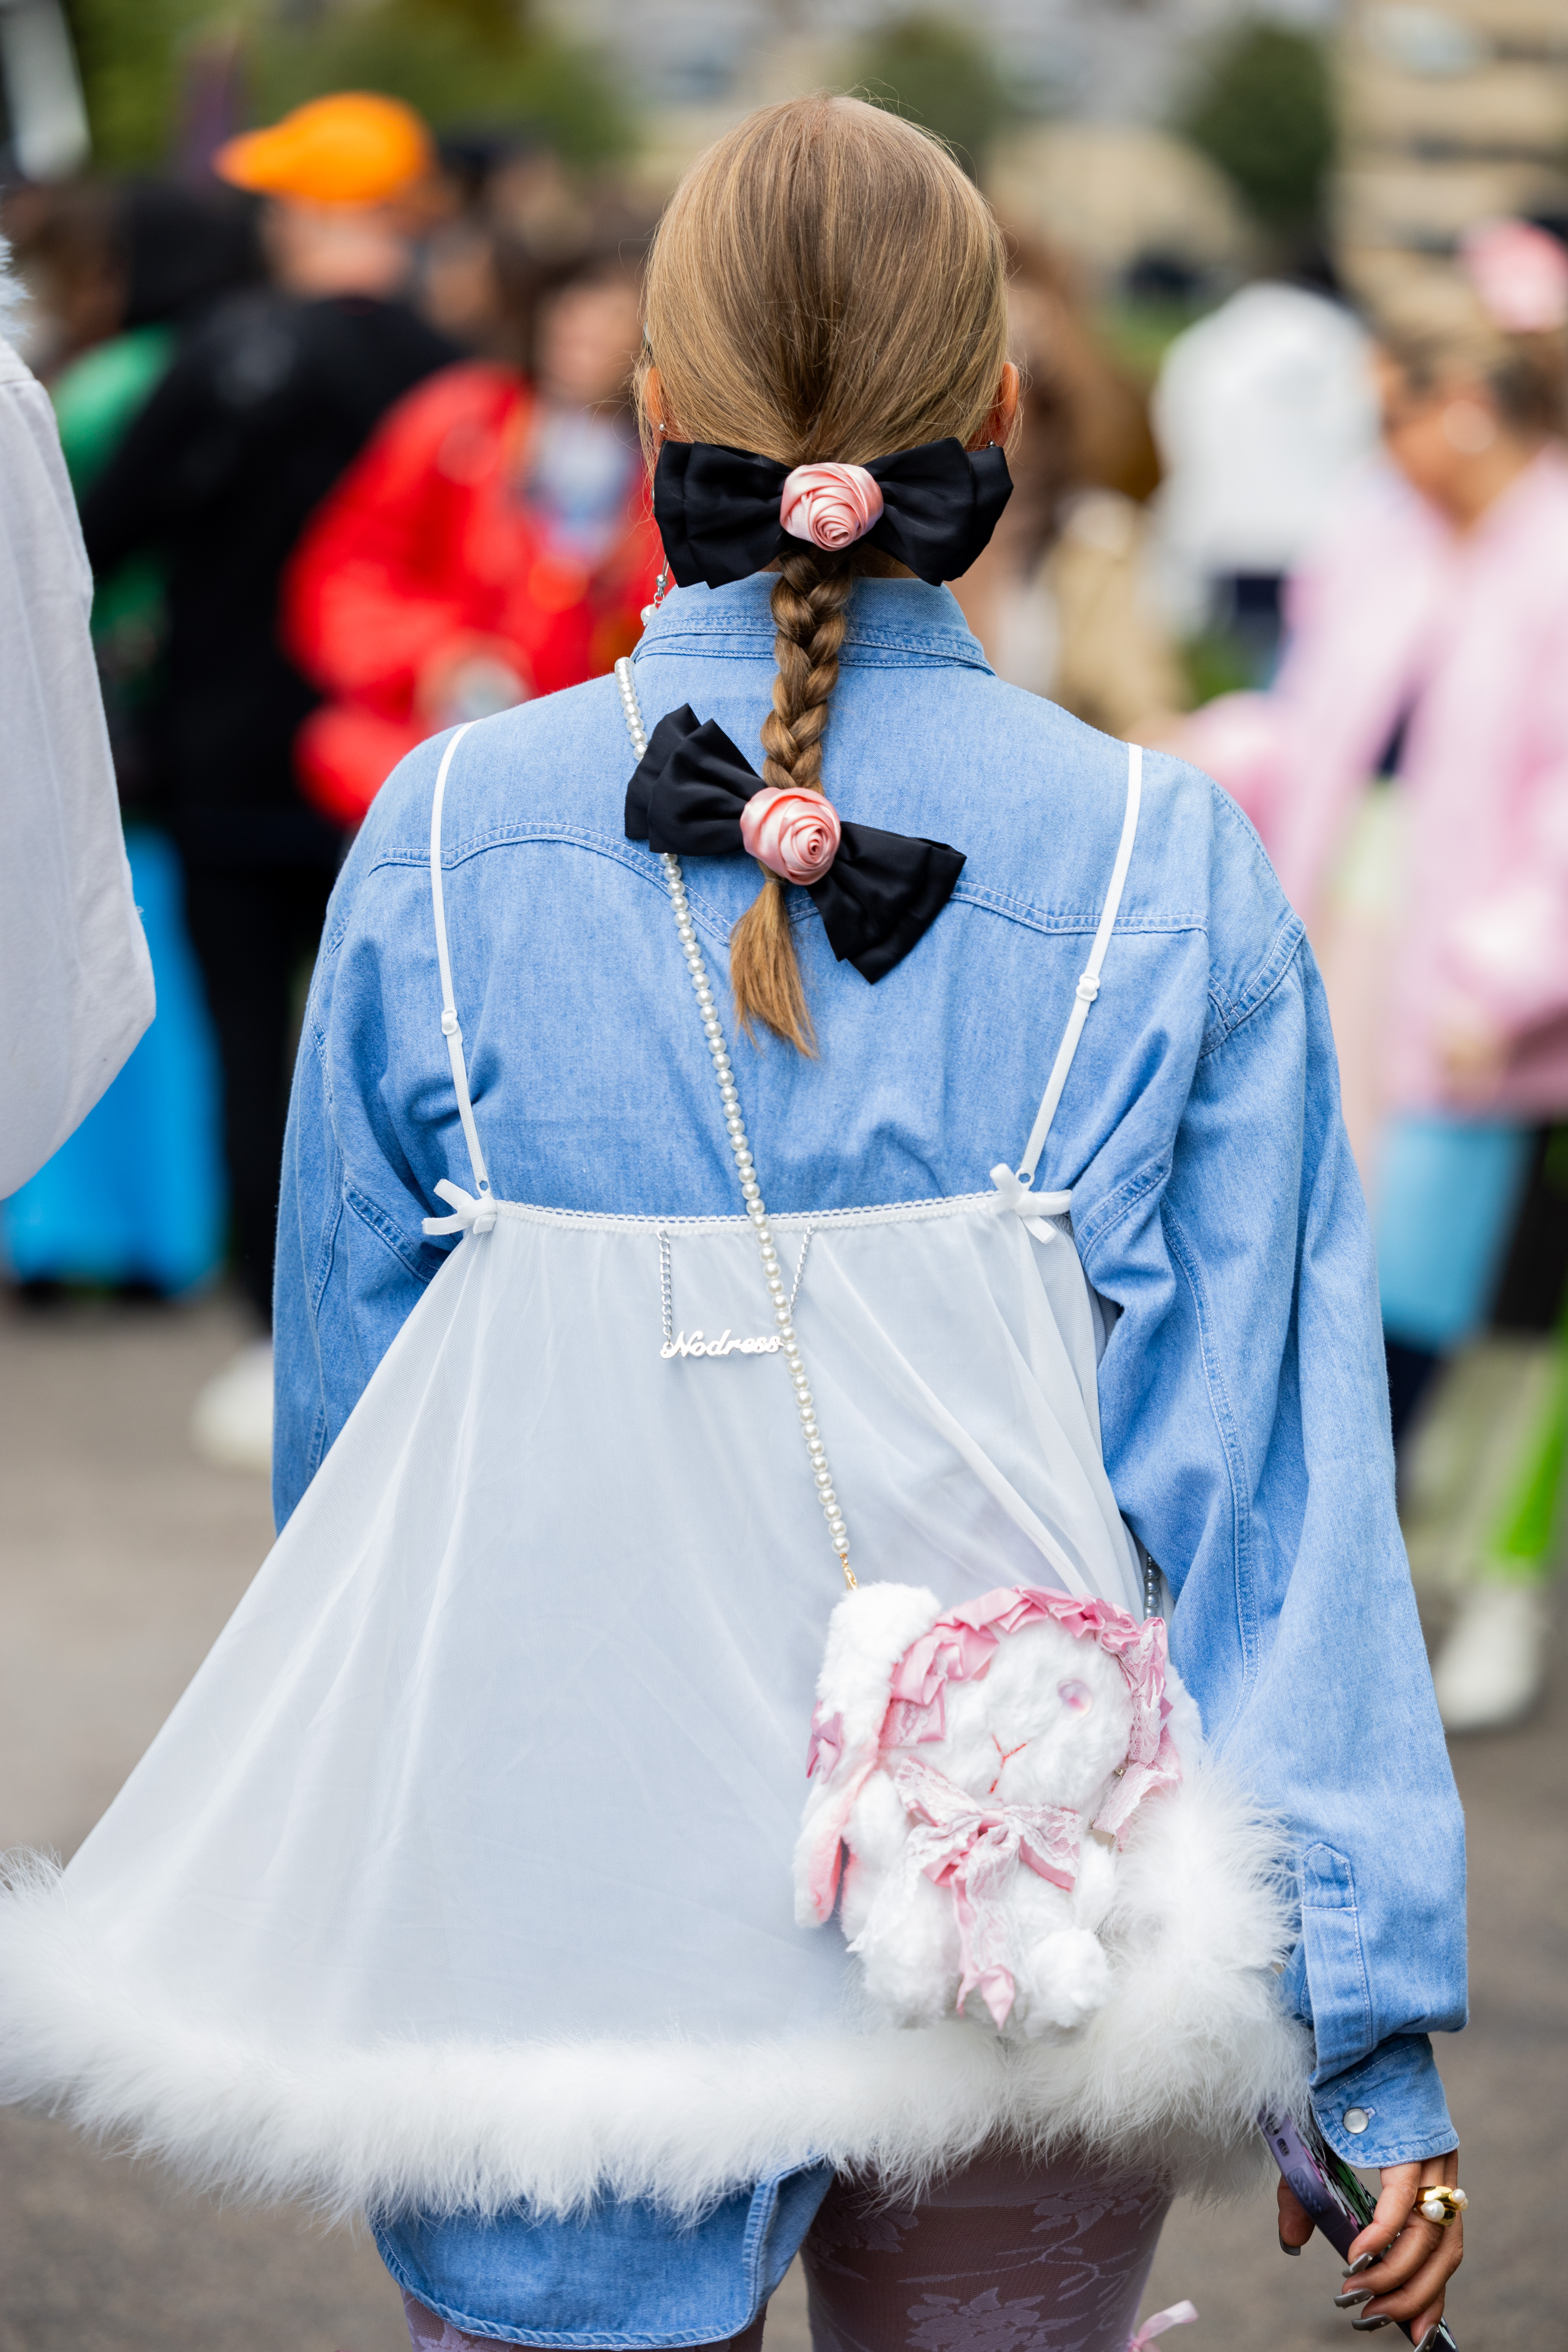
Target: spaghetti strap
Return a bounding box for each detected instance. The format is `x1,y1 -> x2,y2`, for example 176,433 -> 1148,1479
420,722 -> 497,1238
991,743 -> 1143,1233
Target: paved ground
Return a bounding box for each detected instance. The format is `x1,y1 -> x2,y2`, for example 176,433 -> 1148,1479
0,1292 -> 1562,2351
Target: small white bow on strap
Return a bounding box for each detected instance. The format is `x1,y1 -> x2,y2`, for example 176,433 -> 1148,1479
989,1163 -> 1072,1244
1129,2303 -> 1198,2349
422,1178 -> 498,1238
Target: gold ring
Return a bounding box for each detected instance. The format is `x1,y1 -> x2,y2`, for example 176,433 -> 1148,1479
1416,2186 -> 1468,2227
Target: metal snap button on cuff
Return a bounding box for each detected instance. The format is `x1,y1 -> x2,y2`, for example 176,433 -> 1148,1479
1343,2107 -> 1371,2134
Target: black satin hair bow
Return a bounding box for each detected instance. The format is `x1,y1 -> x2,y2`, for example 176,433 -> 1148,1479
625,706 -> 964,984
652,437 -> 1012,590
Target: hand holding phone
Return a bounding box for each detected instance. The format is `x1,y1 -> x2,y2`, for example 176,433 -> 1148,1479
1261,2111 -> 1459,2349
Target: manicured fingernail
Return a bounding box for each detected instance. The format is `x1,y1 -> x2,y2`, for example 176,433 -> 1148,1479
1414,2330 -> 1440,2352
1279,2232 -> 1301,2256
1343,2251 -> 1379,2276
1334,2288 -> 1374,2309
1350,2316 -> 1392,2333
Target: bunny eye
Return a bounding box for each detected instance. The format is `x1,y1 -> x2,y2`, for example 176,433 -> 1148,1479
1058,1680 -> 1093,1714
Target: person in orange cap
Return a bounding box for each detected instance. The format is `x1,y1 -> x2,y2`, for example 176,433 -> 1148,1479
216,91 -> 433,207
77,91 -> 456,1467
215,93 -> 437,306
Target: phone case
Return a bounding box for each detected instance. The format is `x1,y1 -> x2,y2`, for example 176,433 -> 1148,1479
1260,2110 -> 1458,2349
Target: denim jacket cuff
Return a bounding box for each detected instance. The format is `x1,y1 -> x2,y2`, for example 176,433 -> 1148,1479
1310,2033 -> 1459,2168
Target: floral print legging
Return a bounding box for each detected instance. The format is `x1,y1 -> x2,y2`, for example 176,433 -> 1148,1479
400,2148 -> 1173,2352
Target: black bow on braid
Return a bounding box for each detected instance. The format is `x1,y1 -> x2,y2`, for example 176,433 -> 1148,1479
625,705 -> 964,984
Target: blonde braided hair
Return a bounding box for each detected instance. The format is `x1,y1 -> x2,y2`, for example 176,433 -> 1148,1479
639,94 -> 1010,1049
731,552 -> 853,1047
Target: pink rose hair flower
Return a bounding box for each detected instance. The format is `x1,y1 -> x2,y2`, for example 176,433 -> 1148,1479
779,461 -> 884,554
739,786 -> 842,884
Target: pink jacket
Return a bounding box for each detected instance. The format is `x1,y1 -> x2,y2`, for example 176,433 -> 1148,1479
1183,445 -> 1568,1117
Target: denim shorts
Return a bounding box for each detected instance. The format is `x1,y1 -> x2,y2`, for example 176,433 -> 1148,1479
374,2166 -> 834,2348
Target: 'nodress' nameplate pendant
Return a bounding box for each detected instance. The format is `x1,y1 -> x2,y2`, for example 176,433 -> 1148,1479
661,1328 -> 782,1359
657,1227 -> 813,1362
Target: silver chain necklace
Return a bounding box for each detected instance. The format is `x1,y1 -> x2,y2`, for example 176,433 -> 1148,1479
616,657 -> 853,1588
658,1226 -> 813,1359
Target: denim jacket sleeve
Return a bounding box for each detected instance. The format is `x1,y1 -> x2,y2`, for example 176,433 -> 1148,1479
1080,860 -> 1465,2167
273,844 -> 447,1523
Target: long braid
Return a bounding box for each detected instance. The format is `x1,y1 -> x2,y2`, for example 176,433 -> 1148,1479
730,549 -> 854,1049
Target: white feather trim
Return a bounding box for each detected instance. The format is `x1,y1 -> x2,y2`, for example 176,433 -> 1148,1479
0,1765 -> 1308,2220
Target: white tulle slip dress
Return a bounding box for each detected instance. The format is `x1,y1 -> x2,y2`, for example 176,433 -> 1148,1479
0,673 -> 1305,2221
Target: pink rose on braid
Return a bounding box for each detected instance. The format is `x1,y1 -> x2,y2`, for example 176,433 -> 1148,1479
740,786 -> 842,884
779,461 -> 884,553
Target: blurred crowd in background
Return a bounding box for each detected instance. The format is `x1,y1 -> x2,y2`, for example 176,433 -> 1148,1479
5,0 -> 1568,1739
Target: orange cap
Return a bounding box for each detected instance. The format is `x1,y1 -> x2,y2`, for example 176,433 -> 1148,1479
215,93 -> 434,207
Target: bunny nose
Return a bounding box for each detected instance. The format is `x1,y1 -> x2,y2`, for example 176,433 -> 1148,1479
1058,1680 -> 1094,1714
987,1733 -> 1029,1795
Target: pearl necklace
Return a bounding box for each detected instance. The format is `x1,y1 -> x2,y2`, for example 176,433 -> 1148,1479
616,657 -> 854,1589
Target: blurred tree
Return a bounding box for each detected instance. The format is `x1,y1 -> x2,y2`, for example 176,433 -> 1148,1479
64,0 -> 216,166
851,12 -> 1010,177
257,0 -> 630,169
60,0 -> 631,172
1178,21 -> 1335,246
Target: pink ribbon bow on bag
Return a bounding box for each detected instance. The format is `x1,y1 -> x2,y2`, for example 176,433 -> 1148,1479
894,1755 -> 1080,2030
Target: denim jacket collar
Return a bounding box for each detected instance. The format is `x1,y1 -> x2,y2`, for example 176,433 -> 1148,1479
638,573 -> 995,672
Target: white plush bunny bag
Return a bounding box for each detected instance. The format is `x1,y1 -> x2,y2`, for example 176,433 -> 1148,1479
795,1580 -> 1180,2038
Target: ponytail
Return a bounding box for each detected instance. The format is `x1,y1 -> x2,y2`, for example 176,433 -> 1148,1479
641,93 -> 1010,1049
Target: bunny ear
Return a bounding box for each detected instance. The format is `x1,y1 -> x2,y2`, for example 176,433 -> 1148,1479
793,1583 -> 942,1930
793,1743 -> 878,1926
813,1581 -> 945,1742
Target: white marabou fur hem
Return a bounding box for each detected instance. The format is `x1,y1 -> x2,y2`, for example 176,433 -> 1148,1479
0,1769 -> 1310,2220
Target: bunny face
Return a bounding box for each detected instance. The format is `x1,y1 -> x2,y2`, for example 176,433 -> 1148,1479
887,1618 -> 1134,1818
795,1582 -> 1184,2040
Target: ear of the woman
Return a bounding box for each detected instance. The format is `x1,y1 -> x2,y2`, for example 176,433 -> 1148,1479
975,361 -> 1021,452
641,365 -> 677,442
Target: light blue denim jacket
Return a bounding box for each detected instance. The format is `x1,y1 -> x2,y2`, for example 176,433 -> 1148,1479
275,578 -> 1464,2343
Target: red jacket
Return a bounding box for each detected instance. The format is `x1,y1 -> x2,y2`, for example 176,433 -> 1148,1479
284,362 -> 661,824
